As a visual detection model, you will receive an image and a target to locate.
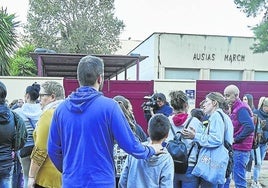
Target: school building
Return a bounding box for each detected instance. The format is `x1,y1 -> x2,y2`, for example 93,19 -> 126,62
114,32 -> 268,107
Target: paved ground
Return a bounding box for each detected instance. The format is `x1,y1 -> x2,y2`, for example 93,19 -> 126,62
258,160 -> 268,187
230,160 -> 268,188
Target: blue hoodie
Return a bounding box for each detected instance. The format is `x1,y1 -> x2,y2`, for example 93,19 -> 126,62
48,86 -> 155,188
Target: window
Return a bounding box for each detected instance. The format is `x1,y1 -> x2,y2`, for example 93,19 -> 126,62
255,71 -> 268,81
210,70 -> 242,80
165,68 -> 199,80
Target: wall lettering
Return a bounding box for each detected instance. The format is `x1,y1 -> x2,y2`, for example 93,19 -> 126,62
192,52 -> 246,63
224,54 -> 245,62
193,53 -> 215,61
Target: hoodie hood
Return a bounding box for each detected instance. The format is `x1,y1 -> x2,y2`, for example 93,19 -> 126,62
0,104 -> 11,124
65,86 -> 102,113
145,147 -> 170,167
143,141 -> 170,167
172,113 -> 188,126
14,103 -> 42,121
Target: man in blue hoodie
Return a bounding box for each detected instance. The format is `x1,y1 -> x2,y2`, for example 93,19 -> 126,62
48,55 -> 164,188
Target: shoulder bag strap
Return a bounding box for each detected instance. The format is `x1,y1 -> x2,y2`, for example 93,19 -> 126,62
28,118 -> 35,129
170,116 -> 193,136
185,117 -> 193,129
217,111 -> 228,145
207,111 -> 225,139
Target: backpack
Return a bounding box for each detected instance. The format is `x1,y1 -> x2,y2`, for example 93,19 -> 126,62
217,111 -> 233,178
167,117 -> 194,174
12,111 -> 28,151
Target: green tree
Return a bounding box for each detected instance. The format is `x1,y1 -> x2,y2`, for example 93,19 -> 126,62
234,0 -> 268,53
0,8 -> 19,75
24,0 -> 125,54
9,44 -> 37,76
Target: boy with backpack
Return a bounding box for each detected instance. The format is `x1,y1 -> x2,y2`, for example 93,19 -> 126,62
118,114 -> 174,188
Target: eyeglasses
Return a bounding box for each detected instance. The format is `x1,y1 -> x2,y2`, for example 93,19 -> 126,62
39,93 -> 52,98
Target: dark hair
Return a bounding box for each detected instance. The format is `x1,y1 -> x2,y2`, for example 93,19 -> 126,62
77,55 -> 104,86
169,90 -> 188,111
0,81 -> 7,104
243,94 -> 255,110
26,82 -> 40,101
191,108 -> 205,121
148,114 -> 170,141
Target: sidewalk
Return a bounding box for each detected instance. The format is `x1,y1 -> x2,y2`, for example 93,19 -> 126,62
230,160 -> 268,187
259,160 -> 268,187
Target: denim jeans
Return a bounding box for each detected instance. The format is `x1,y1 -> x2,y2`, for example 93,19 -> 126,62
0,166 -> 14,188
218,177 -> 231,188
199,177 -> 230,188
233,150 -> 250,188
253,142 -> 268,182
12,157 -> 23,188
174,166 -> 199,188
20,155 -> 31,188
200,177 -> 225,188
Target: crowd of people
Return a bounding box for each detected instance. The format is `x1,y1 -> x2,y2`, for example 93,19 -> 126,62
0,55 -> 267,188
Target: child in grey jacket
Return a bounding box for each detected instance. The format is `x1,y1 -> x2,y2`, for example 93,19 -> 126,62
119,114 -> 174,188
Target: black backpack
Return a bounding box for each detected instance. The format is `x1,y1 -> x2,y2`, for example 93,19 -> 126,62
12,111 -> 28,151
167,117 -> 195,174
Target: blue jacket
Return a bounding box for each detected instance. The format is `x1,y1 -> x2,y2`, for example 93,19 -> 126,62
195,109 -> 233,148
48,86 -> 155,188
155,103 -> 173,117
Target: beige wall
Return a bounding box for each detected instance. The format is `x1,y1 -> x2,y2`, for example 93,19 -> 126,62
159,34 -> 264,70
0,76 -> 63,104
148,33 -> 268,81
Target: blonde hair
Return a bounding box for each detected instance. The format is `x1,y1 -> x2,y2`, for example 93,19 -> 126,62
41,81 -> 65,100
206,92 -> 228,110
258,96 -> 266,109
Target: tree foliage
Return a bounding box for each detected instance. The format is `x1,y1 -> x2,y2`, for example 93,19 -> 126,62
234,0 -> 268,53
24,0 -> 125,54
9,44 -> 37,76
0,8 -> 19,75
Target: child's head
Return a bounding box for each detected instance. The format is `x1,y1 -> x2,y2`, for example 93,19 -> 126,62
190,108 -> 205,121
148,114 -> 170,141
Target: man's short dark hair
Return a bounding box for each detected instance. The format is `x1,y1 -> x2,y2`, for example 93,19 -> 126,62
190,108 -> 204,122
148,114 -> 170,141
0,81 -> 7,104
77,55 -> 104,86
